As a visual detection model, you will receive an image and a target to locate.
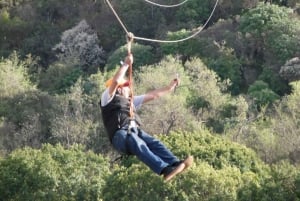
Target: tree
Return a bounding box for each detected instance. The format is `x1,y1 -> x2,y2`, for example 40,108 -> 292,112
230,81 -> 300,164
103,130 -> 300,201
279,57 -> 300,82
0,10 -> 29,57
50,79 -> 94,148
53,20 -> 106,74
0,52 -> 34,98
118,0 -> 165,39
184,57 -> 248,133
239,3 -> 300,63
0,144 -> 110,201
247,80 -> 280,107
134,56 -> 196,135
38,58 -> 82,94
0,90 -> 55,153
105,43 -> 155,72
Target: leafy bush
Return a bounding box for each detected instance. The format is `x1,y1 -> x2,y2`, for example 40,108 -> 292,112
53,20 -> 106,74
105,43 -> 155,72
247,80 -> 280,107
1,131 -> 299,201
184,58 -> 248,133
0,52 -> 35,98
0,144 -> 110,201
0,10 -> 29,57
240,3 -> 300,63
229,81 -> 300,164
118,0 -> 164,38
102,130 -> 299,201
258,67 -> 290,96
161,130 -> 265,173
0,90 -> 54,148
238,161 -> 299,201
38,59 -> 83,94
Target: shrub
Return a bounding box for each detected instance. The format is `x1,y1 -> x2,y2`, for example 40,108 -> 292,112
0,144 -> 110,201
247,80 -> 280,107
105,43 -> 155,72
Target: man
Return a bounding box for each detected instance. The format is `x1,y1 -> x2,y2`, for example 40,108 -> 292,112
100,54 -> 193,182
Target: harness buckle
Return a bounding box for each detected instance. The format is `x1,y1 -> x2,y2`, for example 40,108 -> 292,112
127,119 -> 136,134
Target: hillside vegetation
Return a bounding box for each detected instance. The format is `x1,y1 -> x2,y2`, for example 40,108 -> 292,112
0,0 -> 300,200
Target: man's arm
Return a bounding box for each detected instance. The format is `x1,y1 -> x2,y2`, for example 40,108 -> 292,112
142,78 -> 179,104
108,54 -> 133,97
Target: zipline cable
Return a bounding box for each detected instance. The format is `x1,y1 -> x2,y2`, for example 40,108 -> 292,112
105,0 -> 219,43
143,0 -> 189,8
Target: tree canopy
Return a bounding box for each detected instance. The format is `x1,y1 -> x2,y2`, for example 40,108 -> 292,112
0,0 -> 300,200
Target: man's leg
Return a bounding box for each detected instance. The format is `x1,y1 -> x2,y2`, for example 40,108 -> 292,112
128,129 -> 171,174
112,128 -> 191,181
137,128 -> 180,165
138,128 -> 193,177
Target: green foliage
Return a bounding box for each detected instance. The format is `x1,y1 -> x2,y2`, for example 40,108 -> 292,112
118,0 -> 164,38
50,79 -> 94,147
229,82 -> 300,164
162,130 -> 265,173
162,32 -> 243,95
0,0 -> 28,8
103,162 -> 244,201
53,20 -> 106,73
204,49 -> 243,95
248,80 -> 280,106
1,131 -> 300,201
258,67 -> 290,95
240,3 -> 290,35
103,130 -> 300,201
238,161 -> 299,201
240,3 -> 300,62
105,43 -> 155,72
38,59 -> 83,94
0,54 -> 49,152
160,29 -> 202,57
285,81 -> 300,113
135,56 -> 196,134
175,0 -> 211,27
296,172 -> 300,198
0,90 -> 54,151
0,144 -> 110,201
184,58 -> 248,133
0,10 -> 29,57
0,2 -> 300,200
266,19 -> 300,62
0,52 -> 35,98
269,0 -> 297,7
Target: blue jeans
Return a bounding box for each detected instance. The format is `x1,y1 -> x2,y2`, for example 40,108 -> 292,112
112,127 -> 179,175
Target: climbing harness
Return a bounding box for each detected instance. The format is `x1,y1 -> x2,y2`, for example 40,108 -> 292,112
105,0 -> 219,43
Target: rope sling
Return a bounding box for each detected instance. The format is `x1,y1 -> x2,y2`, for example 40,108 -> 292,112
126,32 -> 135,120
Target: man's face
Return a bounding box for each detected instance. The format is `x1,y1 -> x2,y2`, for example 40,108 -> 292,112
118,86 -> 131,98
117,80 -> 131,98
